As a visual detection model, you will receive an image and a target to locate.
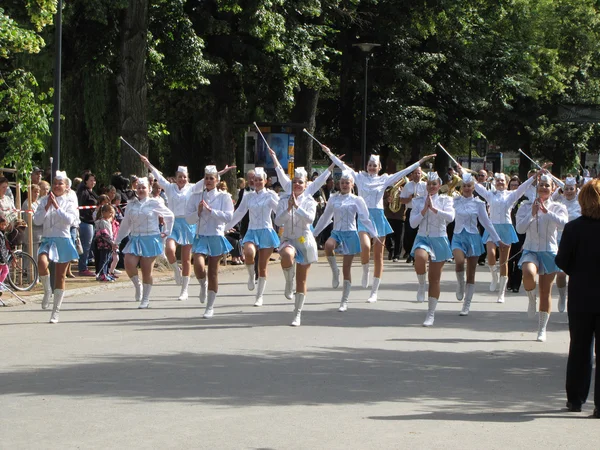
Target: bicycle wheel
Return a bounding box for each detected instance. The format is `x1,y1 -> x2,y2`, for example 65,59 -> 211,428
7,250 -> 39,291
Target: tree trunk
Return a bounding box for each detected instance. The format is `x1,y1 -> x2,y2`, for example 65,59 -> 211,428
290,84 -> 320,171
117,0 -> 148,177
210,102 -> 236,191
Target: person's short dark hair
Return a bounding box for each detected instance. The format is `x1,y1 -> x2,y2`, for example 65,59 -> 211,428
113,193 -> 122,202
0,177 -> 8,185
32,166 -> 43,174
83,173 -> 96,184
272,182 -> 282,189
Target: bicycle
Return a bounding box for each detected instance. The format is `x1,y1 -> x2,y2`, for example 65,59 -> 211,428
5,221 -> 39,292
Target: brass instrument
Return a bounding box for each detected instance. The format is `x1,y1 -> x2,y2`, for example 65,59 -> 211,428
389,176 -> 408,213
440,174 -> 462,196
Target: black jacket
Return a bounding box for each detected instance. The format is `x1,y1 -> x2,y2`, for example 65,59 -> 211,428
555,216 -> 600,313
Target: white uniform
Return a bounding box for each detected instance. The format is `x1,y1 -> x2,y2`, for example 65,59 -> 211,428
275,194 -> 318,264
226,188 -> 280,248
409,194 -> 455,263
399,180 -> 427,209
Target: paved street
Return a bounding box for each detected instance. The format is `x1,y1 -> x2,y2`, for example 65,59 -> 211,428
1,258 -> 597,449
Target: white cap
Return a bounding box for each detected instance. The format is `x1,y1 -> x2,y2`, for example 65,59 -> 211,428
583,177 -> 593,185
137,177 -> 149,188
461,173 -> 474,183
565,176 -> 576,186
294,167 -> 308,180
341,169 -> 354,181
54,170 -> 67,181
369,154 -> 380,164
254,167 -> 267,179
427,171 -> 440,182
494,173 -> 505,180
205,165 -> 218,176
539,174 -> 552,183
177,166 -> 188,174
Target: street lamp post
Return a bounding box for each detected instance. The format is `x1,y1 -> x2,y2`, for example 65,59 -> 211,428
353,43 -> 380,169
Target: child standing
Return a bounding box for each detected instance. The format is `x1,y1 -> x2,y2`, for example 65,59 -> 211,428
0,215 -> 11,293
94,204 -> 116,281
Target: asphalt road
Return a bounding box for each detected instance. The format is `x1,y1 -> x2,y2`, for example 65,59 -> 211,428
1,259 -> 597,449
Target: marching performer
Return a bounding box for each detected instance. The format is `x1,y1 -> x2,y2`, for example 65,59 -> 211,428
34,171 -> 79,324
226,167 -> 280,306
274,167 -> 319,326
185,165 -> 234,318
552,176 -> 581,313
114,177 -> 174,309
321,146 -> 435,303
313,170 -> 379,312
409,172 -> 455,326
474,166 -> 549,302
451,172 -> 507,316
516,173 -> 568,342
141,156 -> 234,301
267,148 -> 334,302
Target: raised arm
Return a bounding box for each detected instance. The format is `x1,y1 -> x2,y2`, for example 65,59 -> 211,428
473,182 -> 493,203
322,147 -> 356,181
225,192 -> 250,230
305,163 -> 335,197
312,198 -> 335,237
476,201 -> 501,244
384,154 -> 436,188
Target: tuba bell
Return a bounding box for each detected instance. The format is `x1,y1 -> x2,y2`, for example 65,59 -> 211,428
389,176 -> 408,213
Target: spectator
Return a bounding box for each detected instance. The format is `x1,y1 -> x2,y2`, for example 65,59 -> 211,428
22,184 -> 42,261
0,214 -> 11,293
77,172 -> 98,276
39,180 -> 50,198
507,177 -> 526,293
0,177 -> 17,225
555,179 -> 600,417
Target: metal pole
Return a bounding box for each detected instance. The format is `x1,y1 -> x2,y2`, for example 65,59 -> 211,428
361,55 -> 369,169
51,0 -> 62,176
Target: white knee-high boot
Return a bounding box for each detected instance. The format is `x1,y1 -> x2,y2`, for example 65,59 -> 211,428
327,256 -> 340,288
131,275 -> 142,302
489,265 -> 499,291
460,284 -> 475,316
455,270 -> 465,301
170,261 -> 182,286
254,277 -> 267,306
417,273 -> 427,303
339,280 -> 351,312
558,286 -> 567,313
178,276 -> 190,301
283,266 -> 295,300
423,297 -> 438,327
49,289 -> 64,324
139,284 -> 152,309
246,264 -> 256,291
537,311 -> 550,342
526,289 -> 537,318
291,293 -> 305,326
367,277 -> 381,303
40,274 -> 52,310
198,277 -> 207,303
497,276 -> 508,303
203,290 -> 216,319
361,263 -> 371,288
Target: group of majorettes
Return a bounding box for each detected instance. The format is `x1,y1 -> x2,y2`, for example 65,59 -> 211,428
34,148 -> 577,343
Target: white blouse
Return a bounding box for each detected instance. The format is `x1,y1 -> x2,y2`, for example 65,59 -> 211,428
152,168 -> 204,217
516,199 -> 568,253
116,197 -> 174,244
185,188 -> 234,237
328,153 -> 421,209
33,195 -> 79,239
552,192 -> 581,222
410,194 -> 455,238
453,196 -> 501,243
399,180 -> 427,209
313,193 -> 377,237
474,176 -> 534,224
226,188 -> 279,231
274,194 -> 317,241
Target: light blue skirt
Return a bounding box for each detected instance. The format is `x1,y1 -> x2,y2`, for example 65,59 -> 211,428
192,235 -> 233,257
168,217 -> 196,245
38,237 -> 79,263
483,223 -> 518,245
358,208 -> 393,237
279,234 -> 319,265
242,228 -> 280,249
451,230 -> 485,257
123,234 -> 164,257
518,250 -> 560,275
411,235 -> 452,263
330,230 -> 361,255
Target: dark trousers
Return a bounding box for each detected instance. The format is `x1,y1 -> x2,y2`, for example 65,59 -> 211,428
386,219 -> 404,259
93,248 -> 112,275
477,224 -> 487,264
566,312 -> 600,409
403,208 -> 418,257
507,233 -> 525,291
